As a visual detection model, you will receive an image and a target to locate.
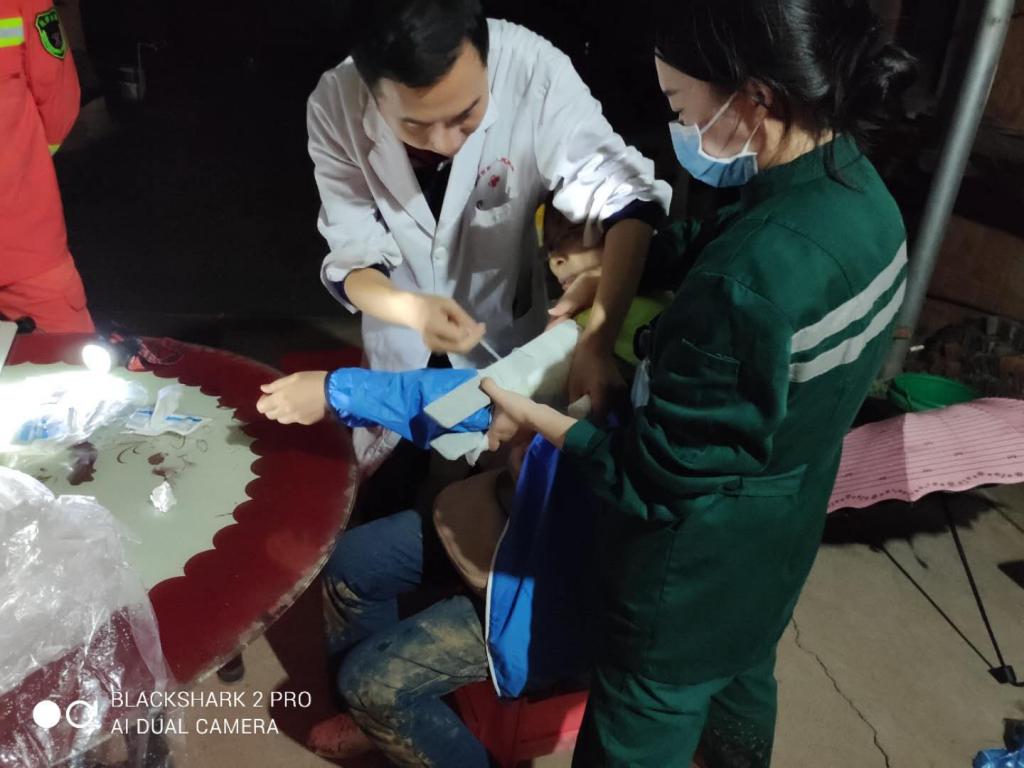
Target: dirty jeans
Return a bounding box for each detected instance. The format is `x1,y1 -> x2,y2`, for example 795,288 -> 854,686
322,509 -> 495,768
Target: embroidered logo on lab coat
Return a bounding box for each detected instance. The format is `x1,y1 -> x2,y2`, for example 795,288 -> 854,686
475,158 -> 515,211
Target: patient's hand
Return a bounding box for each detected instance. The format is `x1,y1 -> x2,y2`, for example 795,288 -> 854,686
257,371 -> 328,425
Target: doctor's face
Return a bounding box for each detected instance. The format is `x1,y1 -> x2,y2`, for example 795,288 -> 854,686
376,41 -> 490,158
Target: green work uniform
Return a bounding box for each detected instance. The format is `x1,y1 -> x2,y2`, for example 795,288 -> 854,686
563,136 -> 907,767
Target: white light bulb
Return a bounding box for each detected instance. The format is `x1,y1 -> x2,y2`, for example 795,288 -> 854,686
82,343 -> 113,374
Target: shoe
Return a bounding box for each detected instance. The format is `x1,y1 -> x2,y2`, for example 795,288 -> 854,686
307,713 -> 375,760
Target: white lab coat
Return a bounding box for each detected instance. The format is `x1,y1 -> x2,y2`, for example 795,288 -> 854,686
307,19 -> 670,470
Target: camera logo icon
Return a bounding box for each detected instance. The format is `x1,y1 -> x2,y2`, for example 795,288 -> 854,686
32,700 -> 99,729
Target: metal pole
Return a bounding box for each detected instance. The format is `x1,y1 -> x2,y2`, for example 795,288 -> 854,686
882,0 -> 1016,379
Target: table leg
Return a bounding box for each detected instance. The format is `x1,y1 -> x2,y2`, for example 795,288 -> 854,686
216,653 -> 245,683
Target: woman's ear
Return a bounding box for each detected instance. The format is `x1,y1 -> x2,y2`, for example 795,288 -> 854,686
744,79 -> 774,110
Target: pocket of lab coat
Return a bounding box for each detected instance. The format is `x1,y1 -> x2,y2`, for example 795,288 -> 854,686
471,198 -> 516,228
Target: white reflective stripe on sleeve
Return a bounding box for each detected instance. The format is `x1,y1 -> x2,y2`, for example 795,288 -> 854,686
789,279 -> 906,384
791,242 -> 908,354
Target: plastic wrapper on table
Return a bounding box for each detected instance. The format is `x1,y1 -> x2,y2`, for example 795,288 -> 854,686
326,367 -> 492,449
0,467 -> 180,768
0,370 -> 148,466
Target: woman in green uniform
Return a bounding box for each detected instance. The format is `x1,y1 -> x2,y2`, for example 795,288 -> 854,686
482,1 -> 916,765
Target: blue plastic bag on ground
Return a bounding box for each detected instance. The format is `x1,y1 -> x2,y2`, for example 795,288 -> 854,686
974,720 -> 1024,767
975,749 -> 1024,768
325,368 -> 491,449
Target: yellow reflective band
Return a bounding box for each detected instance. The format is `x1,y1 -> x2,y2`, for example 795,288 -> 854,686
0,16 -> 24,47
49,144 -> 61,155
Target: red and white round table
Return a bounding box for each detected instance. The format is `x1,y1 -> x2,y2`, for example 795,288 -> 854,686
0,334 -> 357,765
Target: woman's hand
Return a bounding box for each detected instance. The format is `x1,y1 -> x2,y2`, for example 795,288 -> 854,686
257,371 -> 328,425
480,379 -> 539,452
409,294 -> 487,354
481,378 -> 578,451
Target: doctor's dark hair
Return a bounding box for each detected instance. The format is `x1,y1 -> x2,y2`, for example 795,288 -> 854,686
350,0 -> 489,90
654,0 -> 916,167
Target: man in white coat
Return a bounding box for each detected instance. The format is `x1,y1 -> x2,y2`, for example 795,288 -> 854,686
254,2 -> 672,760
261,0 -> 670,474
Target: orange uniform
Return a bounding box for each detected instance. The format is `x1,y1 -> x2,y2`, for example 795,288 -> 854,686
0,0 -> 93,332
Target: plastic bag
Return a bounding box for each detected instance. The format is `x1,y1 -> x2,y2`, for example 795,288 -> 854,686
974,749 -> 1024,768
0,370 -> 147,463
326,367 -> 491,449
125,384 -> 211,437
974,724 -> 1024,768
0,467 -> 177,767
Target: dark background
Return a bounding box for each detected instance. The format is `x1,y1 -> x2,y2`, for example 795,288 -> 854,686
57,0 -> 979,345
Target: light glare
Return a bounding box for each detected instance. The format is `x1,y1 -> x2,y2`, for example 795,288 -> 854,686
82,344 -> 113,374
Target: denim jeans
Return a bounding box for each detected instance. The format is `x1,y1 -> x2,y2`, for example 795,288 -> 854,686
322,509 -> 495,768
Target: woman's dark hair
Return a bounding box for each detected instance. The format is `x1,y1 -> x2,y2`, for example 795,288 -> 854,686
350,0 -> 489,90
654,0 -> 916,174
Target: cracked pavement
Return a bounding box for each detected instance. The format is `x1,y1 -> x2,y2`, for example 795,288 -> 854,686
772,485 -> 1024,767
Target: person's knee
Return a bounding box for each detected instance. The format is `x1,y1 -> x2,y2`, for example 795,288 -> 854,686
323,532 -> 371,600
324,509 -> 421,601
336,642 -> 400,718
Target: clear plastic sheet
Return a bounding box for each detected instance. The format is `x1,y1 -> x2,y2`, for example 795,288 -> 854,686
0,371 -> 147,467
0,467 -> 179,767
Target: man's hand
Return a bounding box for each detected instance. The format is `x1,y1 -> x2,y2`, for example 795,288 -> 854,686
344,270 -> 485,355
410,294 -> 487,354
257,371 -> 329,425
546,268 -> 601,330
567,334 -> 626,420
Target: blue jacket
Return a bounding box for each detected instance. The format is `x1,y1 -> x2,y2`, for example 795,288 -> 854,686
486,436 -> 596,697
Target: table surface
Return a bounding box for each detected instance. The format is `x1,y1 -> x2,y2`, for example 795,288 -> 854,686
3,334 -> 357,685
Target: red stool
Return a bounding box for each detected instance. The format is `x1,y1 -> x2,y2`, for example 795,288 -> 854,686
454,682 -> 588,768
454,682 -> 709,767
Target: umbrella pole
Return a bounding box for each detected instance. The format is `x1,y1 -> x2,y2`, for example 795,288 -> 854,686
941,494 -> 1021,686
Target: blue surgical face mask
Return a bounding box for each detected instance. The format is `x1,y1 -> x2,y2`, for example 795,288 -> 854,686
669,93 -> 761,188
